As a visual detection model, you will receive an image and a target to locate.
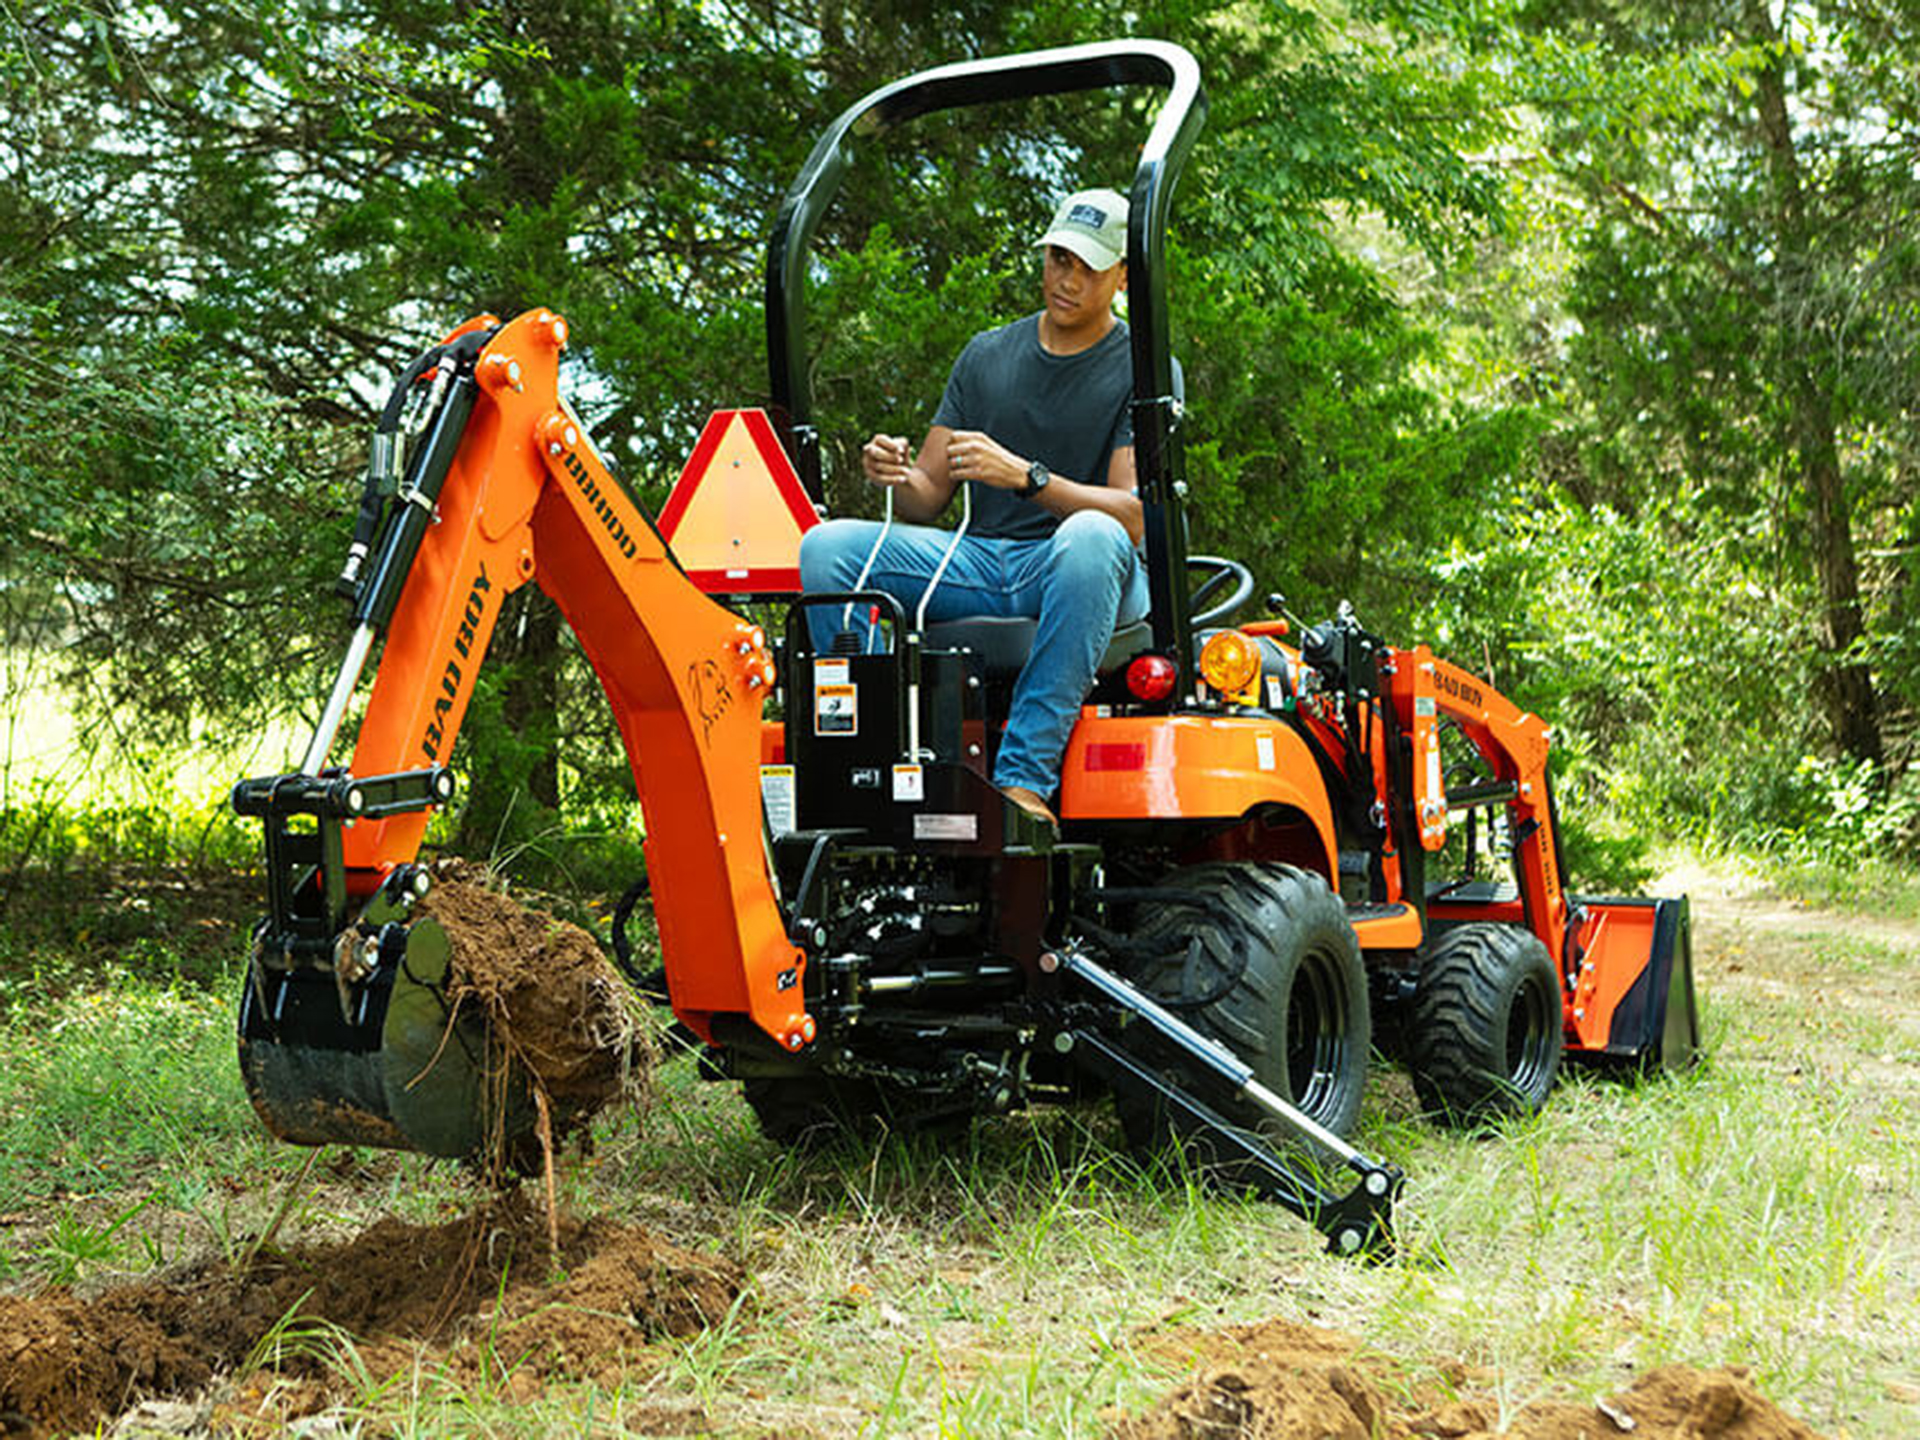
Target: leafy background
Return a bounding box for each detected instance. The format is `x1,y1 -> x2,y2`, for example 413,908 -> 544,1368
4,0 -> 1916,871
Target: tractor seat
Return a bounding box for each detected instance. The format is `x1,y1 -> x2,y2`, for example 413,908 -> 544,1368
923,616 -> 1152,681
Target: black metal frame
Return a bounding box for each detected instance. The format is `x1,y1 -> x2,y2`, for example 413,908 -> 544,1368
232,766 -> 452,966
764,38 -> 1209,686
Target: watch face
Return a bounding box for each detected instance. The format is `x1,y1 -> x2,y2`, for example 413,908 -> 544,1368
1027,462 -> 1049,495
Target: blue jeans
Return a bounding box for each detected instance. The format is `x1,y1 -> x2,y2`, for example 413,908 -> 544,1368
798,511 -> 1149,796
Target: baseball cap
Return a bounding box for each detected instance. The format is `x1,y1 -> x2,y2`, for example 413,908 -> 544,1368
1036,187 -> 1129,272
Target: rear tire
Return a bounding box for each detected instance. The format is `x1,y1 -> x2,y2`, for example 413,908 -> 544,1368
1409,922 -> 1563,1127
1109,863 -> 1369,1165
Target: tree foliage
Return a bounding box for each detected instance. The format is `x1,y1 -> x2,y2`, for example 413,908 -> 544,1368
14,0 -> 1910,859
1508,0 -> 1920,785
4,0 -> 1519,852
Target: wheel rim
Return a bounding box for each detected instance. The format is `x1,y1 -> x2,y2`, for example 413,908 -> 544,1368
1286,943 -> 1353,1119
1505,971 -> 1558,1094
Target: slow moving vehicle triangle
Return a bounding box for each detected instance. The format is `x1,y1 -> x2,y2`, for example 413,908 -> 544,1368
659,408 -> 819,593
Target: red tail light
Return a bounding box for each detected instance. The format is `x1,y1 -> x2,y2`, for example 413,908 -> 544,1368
1125,653 -> 1178,702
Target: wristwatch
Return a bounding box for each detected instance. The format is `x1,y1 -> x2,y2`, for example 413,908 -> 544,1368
1023,460 -> 1051,498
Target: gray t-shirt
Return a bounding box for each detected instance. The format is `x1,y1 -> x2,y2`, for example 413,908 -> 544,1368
930,313 -> 1135,541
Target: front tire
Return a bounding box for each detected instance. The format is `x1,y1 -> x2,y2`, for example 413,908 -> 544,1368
1408,922 -> 1563,1127
1108,863 -> 1370,1164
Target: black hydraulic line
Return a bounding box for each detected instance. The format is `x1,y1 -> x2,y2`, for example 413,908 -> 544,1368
1447,780 -> 1520,807
378,344 -> 447,433
353,354 -> 480,635
610,873 -> 653,987
337,344 -> 449,601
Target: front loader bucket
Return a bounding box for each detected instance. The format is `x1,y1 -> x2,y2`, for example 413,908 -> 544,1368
1565,895 -> 1700,1070
238,917 -> 531,1160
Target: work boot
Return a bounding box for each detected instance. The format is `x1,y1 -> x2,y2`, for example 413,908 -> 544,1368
1003,785 -> 1058,831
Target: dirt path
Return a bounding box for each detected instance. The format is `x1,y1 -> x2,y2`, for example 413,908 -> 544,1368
1663,857 -> 1920,1079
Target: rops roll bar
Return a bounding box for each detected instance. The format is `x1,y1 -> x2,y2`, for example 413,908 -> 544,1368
764,39 -> 1208,678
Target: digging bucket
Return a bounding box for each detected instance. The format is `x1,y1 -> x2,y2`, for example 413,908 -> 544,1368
1563,894 -> 1700,1070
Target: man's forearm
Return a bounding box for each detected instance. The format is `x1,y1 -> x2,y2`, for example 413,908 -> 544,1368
1034,476 -> 1144,544
891,467 -> 951,523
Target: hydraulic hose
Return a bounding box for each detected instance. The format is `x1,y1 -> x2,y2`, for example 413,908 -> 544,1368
337,343 -> 449,601
352,333 -> 488,634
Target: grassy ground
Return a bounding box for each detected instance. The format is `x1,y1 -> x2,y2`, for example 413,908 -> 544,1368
0,849 -> 1916,1437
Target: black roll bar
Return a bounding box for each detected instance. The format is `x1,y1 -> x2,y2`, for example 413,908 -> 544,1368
764,39 -> 1208,681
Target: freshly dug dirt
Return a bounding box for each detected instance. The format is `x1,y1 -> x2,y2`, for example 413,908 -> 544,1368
1109,1318 -> 1827,1440
418,861 -> 652,1159
0,1194 -> 740,1438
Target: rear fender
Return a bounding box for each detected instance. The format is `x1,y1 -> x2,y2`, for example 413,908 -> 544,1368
1061,714 -> 1337,881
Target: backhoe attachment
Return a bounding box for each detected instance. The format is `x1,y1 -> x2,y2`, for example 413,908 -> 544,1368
232,308 -> 804,1162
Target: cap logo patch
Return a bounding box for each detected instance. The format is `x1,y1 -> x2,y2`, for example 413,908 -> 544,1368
1067,203 -> 1107,228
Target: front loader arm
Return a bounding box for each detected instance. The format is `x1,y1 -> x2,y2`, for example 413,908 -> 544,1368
1386,646 -> 1571,974
332,309 -> 809,1053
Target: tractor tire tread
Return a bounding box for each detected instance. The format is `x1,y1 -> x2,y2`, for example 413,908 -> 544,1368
1111,861 -> 1369,1158
1408,922 -> 1562,1127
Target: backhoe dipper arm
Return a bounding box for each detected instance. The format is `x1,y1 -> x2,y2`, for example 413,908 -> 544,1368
329,309 -> 810,1053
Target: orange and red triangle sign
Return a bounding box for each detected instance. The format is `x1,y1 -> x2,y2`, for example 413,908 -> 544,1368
658,409 -> 819,594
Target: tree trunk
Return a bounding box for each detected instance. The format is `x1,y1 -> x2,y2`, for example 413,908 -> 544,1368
453,588 -> 563,856
1748,0 -> 1882,768
1791,371 -> 1883,767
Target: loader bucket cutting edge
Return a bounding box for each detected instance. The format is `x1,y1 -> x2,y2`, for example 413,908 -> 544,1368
237,918 -> 532,1160
1566,894 -> 1700,1070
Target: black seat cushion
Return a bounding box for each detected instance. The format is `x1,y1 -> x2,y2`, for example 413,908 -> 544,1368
923,616 -> 1152,681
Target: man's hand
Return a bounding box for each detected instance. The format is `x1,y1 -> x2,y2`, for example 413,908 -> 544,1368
944,430 -> 1027,490
862,433 -> 914,485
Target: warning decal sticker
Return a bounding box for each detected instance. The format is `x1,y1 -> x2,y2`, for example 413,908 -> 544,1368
815,684 -> 857,736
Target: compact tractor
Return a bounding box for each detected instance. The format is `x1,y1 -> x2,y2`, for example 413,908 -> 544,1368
231,41 -> 1698,1257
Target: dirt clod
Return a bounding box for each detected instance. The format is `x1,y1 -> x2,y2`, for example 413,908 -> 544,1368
419,862 -> 651,1144
1109,1320 -> 1827,1440
0,1195 -> 738,1439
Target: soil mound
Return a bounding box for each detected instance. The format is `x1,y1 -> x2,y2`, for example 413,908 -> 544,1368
0,1195 -> 739,1439
1109,1318 -> 1826,1440
418,862 -> 652,1159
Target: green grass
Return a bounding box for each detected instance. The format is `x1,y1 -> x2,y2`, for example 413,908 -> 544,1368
0,846 -> 1916,1436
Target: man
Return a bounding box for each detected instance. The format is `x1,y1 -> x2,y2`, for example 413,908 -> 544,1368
798,187 -> 1152,828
